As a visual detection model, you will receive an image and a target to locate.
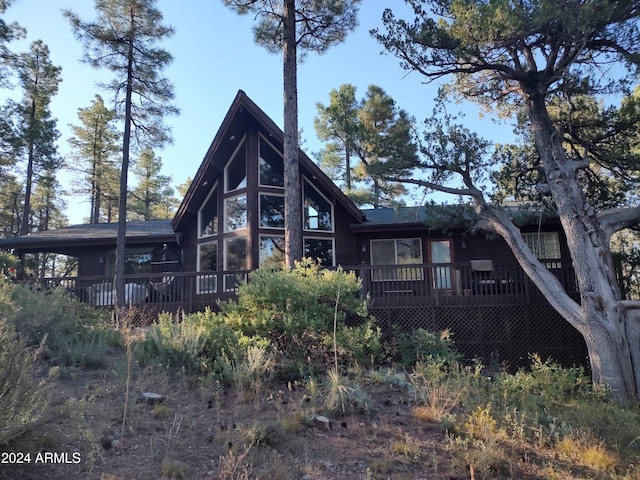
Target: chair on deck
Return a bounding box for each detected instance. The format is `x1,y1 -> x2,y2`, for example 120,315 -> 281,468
149,276 -> 176,302
470,259 -> 498,294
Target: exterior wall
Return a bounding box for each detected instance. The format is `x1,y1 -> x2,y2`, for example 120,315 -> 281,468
352,223 -> 567,267
78,248 -> 113,276
333,207 -> 358,265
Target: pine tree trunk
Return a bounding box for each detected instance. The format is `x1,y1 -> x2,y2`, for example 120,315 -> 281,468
114,25 -> 135,313
283,0 -> 302,267
19,99 -> 37,237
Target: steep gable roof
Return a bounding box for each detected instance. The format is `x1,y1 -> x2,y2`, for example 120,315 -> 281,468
172,90 -> 364,231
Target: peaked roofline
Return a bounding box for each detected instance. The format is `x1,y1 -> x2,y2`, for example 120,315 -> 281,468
172,90 -> 363,231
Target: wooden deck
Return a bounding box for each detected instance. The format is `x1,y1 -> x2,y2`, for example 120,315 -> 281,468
24,260 -> 577,313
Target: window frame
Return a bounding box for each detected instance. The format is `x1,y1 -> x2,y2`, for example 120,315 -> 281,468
198,182 -> 219,238
303,236 -> 336,267
223,193 -> 248,232
224,136 -> 247,193
197,240 -> 218,294
370,238 -> 424,281
429,239 -> 453,289
258,193 -> 285,229
522,231 -> 561,260
258,135 -> 285,188
259,235 -> 286,268
223,235 -> 248,292
303,178 -> 334,233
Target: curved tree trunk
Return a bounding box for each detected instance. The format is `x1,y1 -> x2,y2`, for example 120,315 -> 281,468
523,92 -> 637,402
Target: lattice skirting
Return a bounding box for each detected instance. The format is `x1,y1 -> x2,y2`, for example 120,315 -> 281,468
370,304 -> 589,371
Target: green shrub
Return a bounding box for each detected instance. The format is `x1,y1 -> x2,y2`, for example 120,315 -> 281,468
136,309 -> 261,379
0,281 -> 118,368
136,311 -> 210,373
219,259 -> 368,371
0,319 -> 43,446
331,320 -> 384,367
495,354 -> 590,410
393,327 -> 461,367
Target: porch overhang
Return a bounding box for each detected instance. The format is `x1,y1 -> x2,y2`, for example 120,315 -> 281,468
0,220 -> 177,256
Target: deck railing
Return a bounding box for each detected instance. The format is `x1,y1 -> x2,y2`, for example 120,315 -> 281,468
19,260 -> 577,314
344,260 -> 577,307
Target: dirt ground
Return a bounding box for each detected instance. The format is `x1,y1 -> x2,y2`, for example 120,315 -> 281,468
2,353 -> 463,480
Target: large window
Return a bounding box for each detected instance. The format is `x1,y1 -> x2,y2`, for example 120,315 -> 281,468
224,194 -> 247,232
304,237 -> 335,267
225,139 -> 247,192
198,241 -> 218,294
259,137 -> 284,187
224,236 -> 248,291
430,240 -> 452,289
522,232 -> 561,259
259,235 -> 285,268
259,194 -> 285,228
303,180 -> 333,231
370,238 -> 423,281
199,185 -> 218,237
106,251 -> 152,275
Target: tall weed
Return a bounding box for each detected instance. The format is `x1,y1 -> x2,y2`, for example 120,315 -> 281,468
136,312 -> 209,372
0,319 -> 44,446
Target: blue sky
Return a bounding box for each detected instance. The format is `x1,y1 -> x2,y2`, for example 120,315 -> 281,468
3,0 -> 515,224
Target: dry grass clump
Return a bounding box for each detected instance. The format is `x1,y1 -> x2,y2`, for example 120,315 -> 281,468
555,433 -> 619,472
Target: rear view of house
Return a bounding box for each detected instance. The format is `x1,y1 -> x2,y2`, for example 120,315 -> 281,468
0,90 -> 588,368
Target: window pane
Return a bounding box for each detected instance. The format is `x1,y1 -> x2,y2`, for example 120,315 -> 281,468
106,252 -> 152,275
259,236 -> 285,268
198,242 -> 217,294
199,187 -> 218,237
199,242 -> 218,271
523,232 -> 561,259
225,236 -> 247,271
398,238 -> 424,264
225,141 -> 246,191
259,194 -> 285,228
259,138 -> 284,187
224,195 -> 247,231
125,254 -> 152,274
371,238 -> 423,281
429,240 -> 450,288
371,240 -> 394,265
304,238 -> 334,266
304,180 -> 332,231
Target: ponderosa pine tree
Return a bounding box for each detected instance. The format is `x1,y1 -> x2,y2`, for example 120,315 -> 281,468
13,40 -> 61,237
65,0 -> 178,310
223,0 -> 361,267
315,84 -> 360,191
31,171 -> 67,278
0,0 -> 24,86
374,0 -> 640,402
67,94 -> 120,224
129,147 -> 177,220
315,84 -> 418,208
